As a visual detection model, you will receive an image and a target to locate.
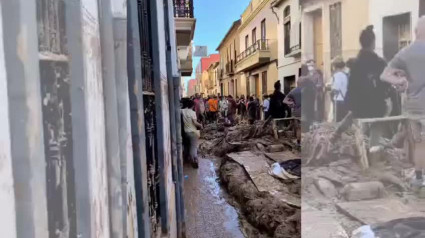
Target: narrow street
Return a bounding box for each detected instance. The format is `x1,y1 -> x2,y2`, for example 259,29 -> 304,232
183,157 -> 245,238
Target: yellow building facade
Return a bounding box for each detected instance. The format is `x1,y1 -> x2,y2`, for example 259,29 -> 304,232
217,20 -> 242,97
236,0 -> 279,97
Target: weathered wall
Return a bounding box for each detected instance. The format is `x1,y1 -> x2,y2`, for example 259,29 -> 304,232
112,1 -> 139,236
369,0 -> 420,58
150,0 -> 177,236
276,0 -> 301,87
81,0 -> 111,236
239,0 -> 278,61
0,2 -> 17,237
1,0 -> 49,237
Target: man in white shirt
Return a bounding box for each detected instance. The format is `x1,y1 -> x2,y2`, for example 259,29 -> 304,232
182,99 -> 203,168
219,96 -> 229,119
331,57 -> 349,122
262,95 -> 270,120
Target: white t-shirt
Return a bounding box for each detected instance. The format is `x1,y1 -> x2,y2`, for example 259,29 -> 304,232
263,99 -> 270,112
182,108 -> 198,134
219,99 -> 228,112
332,71 -> 348,102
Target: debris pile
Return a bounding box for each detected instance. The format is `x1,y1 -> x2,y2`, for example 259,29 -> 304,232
199,121 -> 301,237
302,119 -> 424,237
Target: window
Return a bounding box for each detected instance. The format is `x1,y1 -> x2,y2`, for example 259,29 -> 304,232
262,71 -> 267,95
245,35 -> 249,50
299,22 -> 302,48
37,0 -> 67,54
284,5 -> 291,18
284,22 -> 291,55
261,19 -> 266,40
284,6 -> 291,55
420,0 -> 425,17
252,28 -> 257,45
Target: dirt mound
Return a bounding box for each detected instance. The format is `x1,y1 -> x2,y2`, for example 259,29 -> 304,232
220,160 -> 300,237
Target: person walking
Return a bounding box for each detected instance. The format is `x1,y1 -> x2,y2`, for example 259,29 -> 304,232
181,99 -> 203,168
331,57 -> 349,122
263,94 -> 270,120
238,95 -> 247,121
227,95 -> 238,125
219,95 -> 229,120
247,96 -> 257,125
255,97 -> 261,120
306,59 -> 325,122
381,16 -> 425,189
208,95 -> 219,123
204,96 -> 210,124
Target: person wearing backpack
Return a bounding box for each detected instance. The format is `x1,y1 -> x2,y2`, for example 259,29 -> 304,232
331,57 -> 349,122
345,25 -> 391,119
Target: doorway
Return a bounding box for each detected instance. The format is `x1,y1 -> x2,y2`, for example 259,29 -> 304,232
284,75 -> 296,95
255,74 -> 260,97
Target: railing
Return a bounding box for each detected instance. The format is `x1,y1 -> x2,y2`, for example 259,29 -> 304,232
237,39 -> 269,63
173,0 -> 194,18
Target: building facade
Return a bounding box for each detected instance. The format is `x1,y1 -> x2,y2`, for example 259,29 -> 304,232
195,53 -> 220,95
236,0 -> 279,98
0,0 -> 195,237
187,79 -> 197,97
217,20 -> 242,97
272,0 -> 302,95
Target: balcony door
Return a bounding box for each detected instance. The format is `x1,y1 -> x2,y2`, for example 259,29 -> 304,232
252,28 -> 257,46
261,19 -> 266,40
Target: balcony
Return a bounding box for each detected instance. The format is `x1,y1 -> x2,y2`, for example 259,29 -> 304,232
174,0 -> 196,47
174,0 -> 196,76
236,39 -> 271,73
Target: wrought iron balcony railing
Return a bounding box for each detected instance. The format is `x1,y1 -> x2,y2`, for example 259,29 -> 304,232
173,0 -> 194,18
237,39 -> 269,63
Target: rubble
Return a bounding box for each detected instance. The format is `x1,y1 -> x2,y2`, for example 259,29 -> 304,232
302,120 -> 425,235
199,120 -> 301,237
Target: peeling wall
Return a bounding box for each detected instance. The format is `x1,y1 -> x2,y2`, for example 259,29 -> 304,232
0,2 -> 17,237
81,1 -> 110,237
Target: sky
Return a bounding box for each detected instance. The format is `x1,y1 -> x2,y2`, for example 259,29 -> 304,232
183,0 -> 251,89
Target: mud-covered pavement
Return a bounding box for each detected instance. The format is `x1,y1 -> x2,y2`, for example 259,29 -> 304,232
184,157 -> 261,238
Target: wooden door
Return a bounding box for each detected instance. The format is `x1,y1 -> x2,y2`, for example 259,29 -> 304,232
313,12 -> 324,72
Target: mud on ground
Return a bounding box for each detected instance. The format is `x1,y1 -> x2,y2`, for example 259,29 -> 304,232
199,122 -> 301,238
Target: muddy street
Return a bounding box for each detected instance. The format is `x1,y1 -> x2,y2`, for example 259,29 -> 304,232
184,157 -> 247,238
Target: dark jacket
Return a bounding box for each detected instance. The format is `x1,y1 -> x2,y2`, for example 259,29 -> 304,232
346,50 -> 390,118
269,90 -> 291,118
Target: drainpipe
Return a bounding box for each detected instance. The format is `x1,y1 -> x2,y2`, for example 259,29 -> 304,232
163,0 -> 185,237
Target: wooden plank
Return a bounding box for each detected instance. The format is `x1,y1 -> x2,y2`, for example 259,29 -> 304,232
337,199 -> 424,225
357,115 -> 407,124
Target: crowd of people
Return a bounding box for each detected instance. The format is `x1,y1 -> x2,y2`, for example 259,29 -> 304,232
181,81 -> 303,168
306,17 -> 425,190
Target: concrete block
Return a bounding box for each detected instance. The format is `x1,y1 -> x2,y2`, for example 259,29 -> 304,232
268,144 -> 285,153
342,181 -> 385,201
314,178 -> 338,198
